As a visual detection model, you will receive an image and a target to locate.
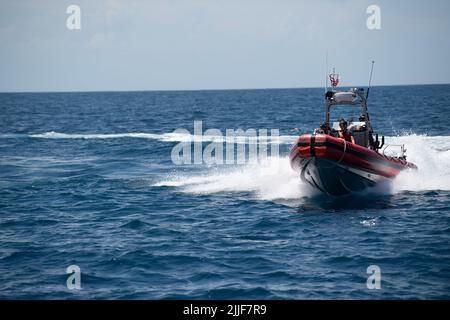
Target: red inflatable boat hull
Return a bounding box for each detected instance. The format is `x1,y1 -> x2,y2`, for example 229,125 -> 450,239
290,134 -> 417,195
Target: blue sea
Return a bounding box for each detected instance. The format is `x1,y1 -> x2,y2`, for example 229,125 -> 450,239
0,85 -> 449,299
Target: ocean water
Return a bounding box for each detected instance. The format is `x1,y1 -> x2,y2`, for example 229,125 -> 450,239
0,85 -> 449,299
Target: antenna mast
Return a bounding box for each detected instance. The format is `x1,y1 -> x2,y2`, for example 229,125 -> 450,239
366,60 -> 375,100
325,52 -> 329,93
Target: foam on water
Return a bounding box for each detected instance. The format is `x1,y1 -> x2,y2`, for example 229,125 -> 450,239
3,131 -> 449,197
156,134 -> 450,199
155,156 -> 317,201
387,135 -> 450,192
0,131 -> 296,144
28,131 -> 190,141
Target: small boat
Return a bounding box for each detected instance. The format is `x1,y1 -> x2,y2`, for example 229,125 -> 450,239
290,68 -> 417,196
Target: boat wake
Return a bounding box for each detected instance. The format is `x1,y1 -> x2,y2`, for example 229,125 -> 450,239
154,156 -> 317,202
155,134 -> 450,201
1,131 -> 449,198
0,131 -> 296,144
387,135 -> 450,192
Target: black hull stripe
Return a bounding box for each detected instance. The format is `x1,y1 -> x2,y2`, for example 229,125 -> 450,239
310,134 -> 316,157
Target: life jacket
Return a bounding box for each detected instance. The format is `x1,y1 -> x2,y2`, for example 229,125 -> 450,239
339,129 -> 352,142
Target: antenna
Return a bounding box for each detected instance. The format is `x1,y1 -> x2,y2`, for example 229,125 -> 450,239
366,60 -> 375,100
325,51 -> 329,93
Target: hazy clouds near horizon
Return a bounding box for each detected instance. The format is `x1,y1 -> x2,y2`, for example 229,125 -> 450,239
0,0 -> 449,92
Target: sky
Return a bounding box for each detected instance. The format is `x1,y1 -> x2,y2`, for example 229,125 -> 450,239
0,0 -> 449,92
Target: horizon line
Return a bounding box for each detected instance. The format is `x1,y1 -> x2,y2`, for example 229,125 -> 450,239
1,82 -> 449,94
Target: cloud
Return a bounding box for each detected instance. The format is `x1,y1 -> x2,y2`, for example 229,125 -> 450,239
0,0 -> 449,91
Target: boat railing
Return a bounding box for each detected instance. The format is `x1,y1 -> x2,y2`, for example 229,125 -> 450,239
382,144 -> 406,158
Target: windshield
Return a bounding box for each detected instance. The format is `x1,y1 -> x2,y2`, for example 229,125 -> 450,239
329,105 -> 362,127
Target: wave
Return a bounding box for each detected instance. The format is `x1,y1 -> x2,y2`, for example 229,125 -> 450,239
387,135 -> 450,192
2,131 -> 450,195
155,134 -> 450,200
0,131 -> 297,144
154,156 -> 318,202
28,131 -> 193,142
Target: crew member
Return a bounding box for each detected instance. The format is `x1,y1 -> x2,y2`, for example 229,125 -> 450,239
338,119 -> 355,144
319,122 -> 331,134
354,114 -> 367,132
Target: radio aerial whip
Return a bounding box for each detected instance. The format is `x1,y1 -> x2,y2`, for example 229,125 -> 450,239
325,51 -> 329,93
366,60 -> 375,100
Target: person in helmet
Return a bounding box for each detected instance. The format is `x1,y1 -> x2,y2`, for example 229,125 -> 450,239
354,114 -> 367,132
338,119 -> 355,143
319,122 -> 331,134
